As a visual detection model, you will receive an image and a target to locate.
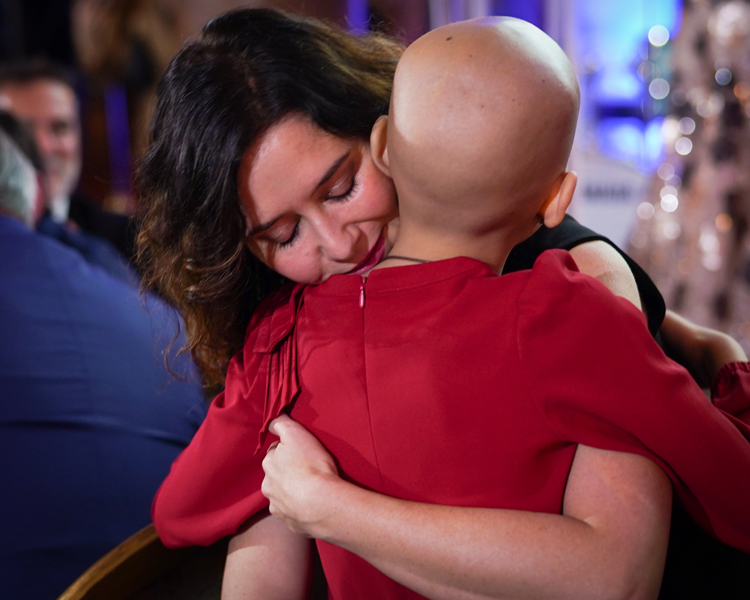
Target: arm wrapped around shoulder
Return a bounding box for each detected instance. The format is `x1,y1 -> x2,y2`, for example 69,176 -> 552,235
516,249 -> 750,552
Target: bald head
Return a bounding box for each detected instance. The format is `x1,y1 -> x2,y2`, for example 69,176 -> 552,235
378,17 -> 579,239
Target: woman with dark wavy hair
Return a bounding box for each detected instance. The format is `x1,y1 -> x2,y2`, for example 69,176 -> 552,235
137,8 -> 405,391
136,8 -> 730,599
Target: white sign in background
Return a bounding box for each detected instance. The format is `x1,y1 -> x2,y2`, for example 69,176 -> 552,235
569,153 -> 648,248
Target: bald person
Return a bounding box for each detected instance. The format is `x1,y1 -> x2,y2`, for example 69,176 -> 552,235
367,15 -> 580,271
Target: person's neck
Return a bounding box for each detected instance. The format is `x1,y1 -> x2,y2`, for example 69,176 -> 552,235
49,194 -> 71,223
374,223 -> 520,274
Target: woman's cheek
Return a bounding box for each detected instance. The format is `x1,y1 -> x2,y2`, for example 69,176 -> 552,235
283,252 -> 323,284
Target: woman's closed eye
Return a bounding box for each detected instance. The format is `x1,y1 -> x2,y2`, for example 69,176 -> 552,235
326,174 -> 359,202
253,219 -> 300,249
276,222 -> 300,248
264,177 -> 359,250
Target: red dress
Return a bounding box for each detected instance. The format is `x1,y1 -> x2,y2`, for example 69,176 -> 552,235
153,251 -> 750,599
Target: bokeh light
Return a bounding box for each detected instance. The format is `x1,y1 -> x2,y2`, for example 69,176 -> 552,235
716,67 -> 733,85
675,137 -> 693,155
637,202 -> 656,219
716,213 -> 733,232
649,78 -> 670,99
661,194 -> 679,212
663,222 -> 681,239
648,25 -> 671,47
657,163 -> 675,180
678,117 -> 696,135
660,185 -> 678,198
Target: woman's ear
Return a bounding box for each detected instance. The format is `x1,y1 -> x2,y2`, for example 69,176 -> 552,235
370,115 -> 391,177
539,171 -> 577,229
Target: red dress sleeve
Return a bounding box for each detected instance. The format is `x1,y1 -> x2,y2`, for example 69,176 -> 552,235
712,361 -> 750,425
517,250 -> 750,552
151,284 -> 304,548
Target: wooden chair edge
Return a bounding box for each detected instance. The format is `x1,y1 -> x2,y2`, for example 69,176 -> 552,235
57,524 -> 164,600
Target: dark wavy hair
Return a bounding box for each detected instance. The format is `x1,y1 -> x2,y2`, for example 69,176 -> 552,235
136,8 -> 402,388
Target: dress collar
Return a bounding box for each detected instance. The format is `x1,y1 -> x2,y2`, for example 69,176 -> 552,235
321,256 -> 497,295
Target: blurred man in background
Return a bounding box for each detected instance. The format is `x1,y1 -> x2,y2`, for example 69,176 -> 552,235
0,59 -> 135,261
0,122 -> 207,600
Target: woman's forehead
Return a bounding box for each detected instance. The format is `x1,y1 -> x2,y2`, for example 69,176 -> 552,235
238,115 -> 356,217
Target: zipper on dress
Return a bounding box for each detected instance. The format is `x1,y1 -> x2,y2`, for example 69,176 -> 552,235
359,276 -> 367,309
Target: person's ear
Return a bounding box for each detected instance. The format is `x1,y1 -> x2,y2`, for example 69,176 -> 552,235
370,115 -> 391,177
539,171 -> 577,228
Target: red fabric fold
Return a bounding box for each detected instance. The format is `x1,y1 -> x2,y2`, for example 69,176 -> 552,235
253,283 -> 306,454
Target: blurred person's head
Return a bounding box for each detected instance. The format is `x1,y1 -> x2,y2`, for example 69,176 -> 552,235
0,59 -> 81,217
0,110 -> 48,223
0,129 -> 38,226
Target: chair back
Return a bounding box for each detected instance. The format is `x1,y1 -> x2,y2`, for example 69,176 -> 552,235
58,525 -> 228,600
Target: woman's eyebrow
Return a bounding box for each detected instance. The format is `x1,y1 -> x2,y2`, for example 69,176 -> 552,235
314,150 -> 350,190
248,151 -> 352,237
247,217 -> 280,237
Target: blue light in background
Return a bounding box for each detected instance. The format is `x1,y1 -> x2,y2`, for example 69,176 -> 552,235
579,0 -> 680,103
493,0 -> 544,28
644,117 -> 666,166
575,0 -> 681,171
491,0 -> 680,172
596,116 -> 667,170
598,118 -> 646,164
592,70 -> 644,103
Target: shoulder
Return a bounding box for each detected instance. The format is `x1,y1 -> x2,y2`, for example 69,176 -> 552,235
1,218 -> 116,289
505,215 -> 600,273
515,252 -> 689,436
519,248 -> 594,305
228,282 -> 307,383
245,282 -> 306,340
567,241 -> 641,309
507,216 -> 664,334
517,249 -> 650,344
1,222 -> 157,336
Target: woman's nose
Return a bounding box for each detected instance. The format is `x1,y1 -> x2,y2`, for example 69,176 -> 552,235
316,217 -> 359,262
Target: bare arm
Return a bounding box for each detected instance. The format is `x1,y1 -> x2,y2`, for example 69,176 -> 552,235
660,310 -> 747,389
569,241 -> 642,311
568,244 -> 749,389
262,415 -> 671,600
222,511 -> 313,600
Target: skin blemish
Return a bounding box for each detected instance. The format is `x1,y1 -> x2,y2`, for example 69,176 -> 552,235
446,36 -> 453,41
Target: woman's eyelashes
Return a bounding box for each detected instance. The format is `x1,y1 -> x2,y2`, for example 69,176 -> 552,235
326,172 -> 359,202
275,178 -> 359,249
276,222 -> 300,248
272,168 -> 360,250
253,218 -> 300,249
